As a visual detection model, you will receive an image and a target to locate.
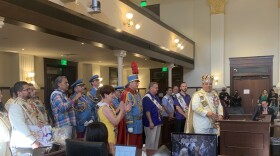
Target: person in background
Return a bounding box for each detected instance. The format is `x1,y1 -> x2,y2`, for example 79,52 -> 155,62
9,81 -> 41,155
97,85 -> 125,155
257,99 -> 275,120
28,83 -> 48,124
85,122 -> 113,156
70,79 -> 96,138
112,86 -> 124,114
161,87 -> 175,147
231,90 -> 242,107
218,87 -> 230,119
4,87 -> 16,112
258,89 -> 268,104
186,74 -> 223,134
173,82 -> 191,132
87,75 -> 100,102
268,89 -> 278,116
0,89 -> 12,156
172,86 -> 179,99
50,76 -> 81,139
219,87 -> 230,107
142,82 -> 163,150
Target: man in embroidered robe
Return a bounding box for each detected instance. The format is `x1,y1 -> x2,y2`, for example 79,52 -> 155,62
70,79 -> 96,138
28,83 -> 48,124
174,82 -> 191,132
186,74 -> 223,134
50,76 -> 81,139
117,74 -> 142,148
161,87 -> 175,147
143,82 -> 163,149
9,81 -> 41,155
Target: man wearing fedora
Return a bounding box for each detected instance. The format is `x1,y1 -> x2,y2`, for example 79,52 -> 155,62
70,79 -> 96,138
117,74 -> 143,148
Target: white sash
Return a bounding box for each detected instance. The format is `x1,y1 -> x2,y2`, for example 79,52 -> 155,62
175,93 -> 187,111
144,94 -> 163,110
97,102 -> 106,107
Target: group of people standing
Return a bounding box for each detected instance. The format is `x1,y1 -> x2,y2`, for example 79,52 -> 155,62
0,73 -> 225,156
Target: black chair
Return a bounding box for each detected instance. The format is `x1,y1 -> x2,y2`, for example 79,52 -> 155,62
65,139 -> 108,156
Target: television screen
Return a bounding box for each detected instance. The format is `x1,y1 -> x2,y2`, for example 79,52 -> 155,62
171,133 -> 218,156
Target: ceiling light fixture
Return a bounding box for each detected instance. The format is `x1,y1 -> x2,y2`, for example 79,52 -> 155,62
174,39 -> 179,44
135,24 -> 141,30
124,13 -> 134,27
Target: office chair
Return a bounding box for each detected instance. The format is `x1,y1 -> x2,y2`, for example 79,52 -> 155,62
65,139 -> 109,156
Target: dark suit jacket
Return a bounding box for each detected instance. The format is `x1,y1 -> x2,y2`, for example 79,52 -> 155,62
257,106 -> 275,121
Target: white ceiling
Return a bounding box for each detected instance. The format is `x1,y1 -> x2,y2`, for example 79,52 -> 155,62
0,23 -> 164,69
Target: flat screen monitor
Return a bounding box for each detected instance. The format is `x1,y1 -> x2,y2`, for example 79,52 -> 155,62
171,133 -> 218,156
115,145 -> 136,156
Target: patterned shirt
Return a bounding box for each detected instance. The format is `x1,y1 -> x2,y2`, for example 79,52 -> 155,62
50,89 -> 76,128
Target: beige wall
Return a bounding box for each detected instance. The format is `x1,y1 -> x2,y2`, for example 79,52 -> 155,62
224,0 -> 278,86
157,0 -> 279,87
0,52 -> 19,87
48,0 -> 194,59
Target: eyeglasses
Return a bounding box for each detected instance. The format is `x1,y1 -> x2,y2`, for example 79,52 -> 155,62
22,88 -> 31,92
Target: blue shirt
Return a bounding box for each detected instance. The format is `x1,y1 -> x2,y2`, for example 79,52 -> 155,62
142,92 -> 163,127
162,95 -> 174,117
173,92 -> 191,120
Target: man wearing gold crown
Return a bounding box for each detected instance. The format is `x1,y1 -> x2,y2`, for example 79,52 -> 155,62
186,74 -> 223,134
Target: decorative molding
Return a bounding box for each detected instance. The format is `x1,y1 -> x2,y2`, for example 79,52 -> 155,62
208,0 -> 226,14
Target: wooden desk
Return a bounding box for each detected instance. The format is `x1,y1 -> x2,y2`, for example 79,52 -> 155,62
219,115 -> 271,156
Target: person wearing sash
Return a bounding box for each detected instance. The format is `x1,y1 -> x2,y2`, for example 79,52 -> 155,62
161,87 -> 175,147
0,89 -> 11,156
27,83 -> 48,124
70,79 -> 96,138
142,82 -> 163,150
186,74 -> 223,134
97,85 -> 125,155
117,74 -> 142,148
50,76 -> 81,140
9,81 -> 41,155
173,82 -> 191,132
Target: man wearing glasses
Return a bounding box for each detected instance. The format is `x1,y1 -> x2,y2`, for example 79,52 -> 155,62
9,81 -> 41,155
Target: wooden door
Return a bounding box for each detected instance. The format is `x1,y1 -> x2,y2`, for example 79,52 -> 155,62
233,76 -> 270,114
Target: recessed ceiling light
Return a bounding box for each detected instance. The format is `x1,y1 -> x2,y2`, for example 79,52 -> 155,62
81,42 -> 84,45
22,48 -> 25,51
174,39 -> 179,43
135,24 -> 141,30
180,46 -> 184,50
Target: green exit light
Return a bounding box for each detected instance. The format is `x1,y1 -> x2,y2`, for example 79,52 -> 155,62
140,1 -> 147,7
61,59 -> 68,66
162,67 -> 168,72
